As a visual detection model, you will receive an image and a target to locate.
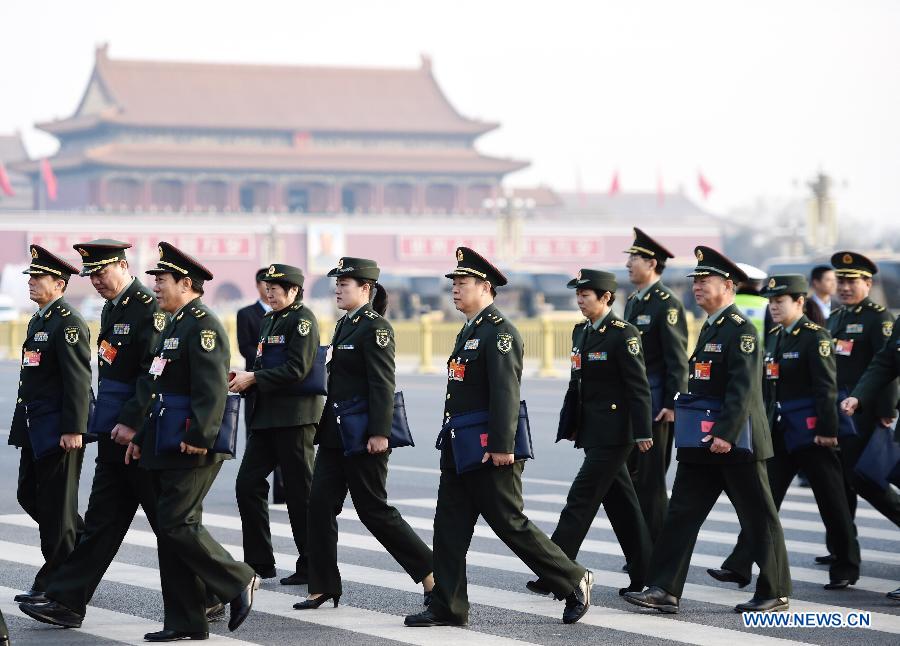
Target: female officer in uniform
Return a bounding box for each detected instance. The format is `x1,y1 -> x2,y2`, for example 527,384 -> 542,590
296,257 -> 434,610
528,269 -> 653,596
710,274 -> 860,590
230,264 -> 324,586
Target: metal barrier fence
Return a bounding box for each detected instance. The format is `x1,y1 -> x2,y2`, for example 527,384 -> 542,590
1,312 -> 701,375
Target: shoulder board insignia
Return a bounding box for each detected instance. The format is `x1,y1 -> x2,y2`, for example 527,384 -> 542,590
140,293 -> 154,305
659,292 -> 670,300
364,310 -> 378,319
802,322 -> 821,331
867,301 -> 886,312
768,325 -> 783,335
193,309 -> 207,319
611,319 -> 627,328
290,302 -> 301,310
60,310 -> 71,317
491,316 -> 503,324
730,313 -> 745,325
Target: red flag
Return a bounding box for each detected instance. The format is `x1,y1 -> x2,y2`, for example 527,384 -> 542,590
40,158 -> 57,202
656,172 -> 664,206
0,162 -> 14,197
608,170 -> 620,196
698,171 -> 713,200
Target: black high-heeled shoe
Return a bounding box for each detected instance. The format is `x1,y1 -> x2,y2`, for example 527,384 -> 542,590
293,593 -> 340,610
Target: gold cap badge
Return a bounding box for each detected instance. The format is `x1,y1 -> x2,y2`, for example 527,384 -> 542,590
768,278 -> 776,288
158,245 -> 164,259
337,258 -> 344,269
267,265 -> 276,275
77,247 -> 89,257
457,248 -> 464,262
695,249 -> 704,261
842,253 -> 853,265
31,248 -> 38,258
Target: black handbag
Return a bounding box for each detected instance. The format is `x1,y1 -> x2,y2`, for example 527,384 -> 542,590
332,392 -> 414,457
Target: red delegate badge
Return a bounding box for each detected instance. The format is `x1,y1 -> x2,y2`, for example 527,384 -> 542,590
22,350 -> 41,367
99,339 -> 118,365
693,361 -> 712,380
834,339 -> 854,356
765,361 -> 779,380
448,359 -> 466,382
571,352 -> 582,370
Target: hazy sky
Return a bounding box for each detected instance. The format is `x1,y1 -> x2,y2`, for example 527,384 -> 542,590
3,0 -> 899,224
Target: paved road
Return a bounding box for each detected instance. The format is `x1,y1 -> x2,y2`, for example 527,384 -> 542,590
0,361 -> 897,645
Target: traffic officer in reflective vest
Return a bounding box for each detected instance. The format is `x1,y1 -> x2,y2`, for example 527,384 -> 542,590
821,251 -> 900,564
710,274 -> 859,591
625,246 -> 791,614
231,263 -> 324,586
405,247 -> 593,628
622,227 -> 688,541
127,242 -> 257,641
11,245 -> 90,605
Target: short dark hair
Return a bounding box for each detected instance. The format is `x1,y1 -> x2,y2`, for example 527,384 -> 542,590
475,278 -> 497,298
653,257 -> 666,276
176,275 -> 204,296
269,280 -> 303,300
810,265 -> 833,282
585,288 -> 615,305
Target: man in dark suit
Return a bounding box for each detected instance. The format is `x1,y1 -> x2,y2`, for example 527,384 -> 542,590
624,246 -> 791,614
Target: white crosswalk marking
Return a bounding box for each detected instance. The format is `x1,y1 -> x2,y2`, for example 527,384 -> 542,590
0,585 -> 257,645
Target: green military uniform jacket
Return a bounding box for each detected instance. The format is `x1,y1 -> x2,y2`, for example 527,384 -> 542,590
96,278 -> 164,463
568,314 -> 652,448
251,300 -> 325,430
316,303 -> 395,448
827,297 -> 898,419
441,304 -> 522,470
763,316 -> 838,436
134,297 -> 229,469
623,280 -> 689,410
10,298 -> 91,448
852,314 -> 900,433
681,303 -> 772,464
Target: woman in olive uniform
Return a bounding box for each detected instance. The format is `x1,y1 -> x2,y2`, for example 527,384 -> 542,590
527,269 -> 653,597
296,257 -> 433,610
231,264 -> 324,585
710,274 -> 860,590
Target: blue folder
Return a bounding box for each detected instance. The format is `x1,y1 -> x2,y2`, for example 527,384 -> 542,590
259,345 -> 327,396
153,393 -> 240,457
439,401 -> 534,474
673,393 -> 752,453
332,392 -> 414,457
855,423 -> 900,491
89,378 -> 136,435
25,393 -> 97,460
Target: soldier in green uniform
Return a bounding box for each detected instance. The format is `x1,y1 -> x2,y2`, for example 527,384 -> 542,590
297,257 -> 434,611
17,240 -> 200,629
819,251 -> 900,565
405,247 -> 593,628
709,274 -> 859,591
625,246 -> 791,614
127,242 -> 256,641
841,314 -> 900,601
526,269 -> 653,598
10,245 -> 90,604
231,263 -> 324,585
622,227 -> 688,540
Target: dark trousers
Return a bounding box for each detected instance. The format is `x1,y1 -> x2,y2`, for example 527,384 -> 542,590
649,460 -> 791,599
306,447 -> 433,595
832,413 -> 900,545
17,447 -> 85,591
430,461 -> 586,624
0,607 -> 6,639
537,444 -> 650,591
236,425 -> 315,574
724,432 -> 860,583
151,463 -> 255,633
627,421 -> 670,542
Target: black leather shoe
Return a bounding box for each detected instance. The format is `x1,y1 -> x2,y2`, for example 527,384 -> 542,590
815,554 -> 837,565
885,587 -> 900,601
623,586 -> 679,614
618,584 -> 643,597
621,562 -> 630,572
562,570 -> 593,624
293,593 -> 340,610
734,597 -> 789,613
19,600 -> 84,628
205,602 -> 225,622
0,635 -> 8,646
707,568 -> 750,588
280,571 -> 308,585
228,574 -> 257,632
14,589 -> 47,603
144,629 -> 208,642
526,579 -> 551,595
423,590 -> 433,607
404,609 -> 465,627
824,579 -> 856,590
